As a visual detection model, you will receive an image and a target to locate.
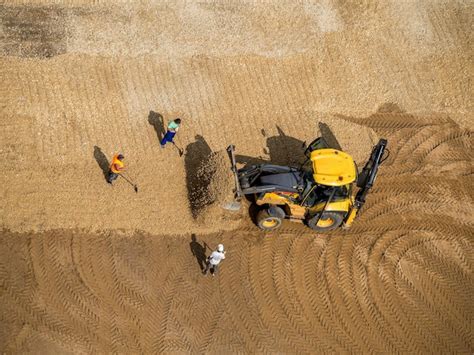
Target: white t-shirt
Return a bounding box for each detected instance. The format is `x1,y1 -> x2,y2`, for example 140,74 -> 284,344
209,251 -> 226,265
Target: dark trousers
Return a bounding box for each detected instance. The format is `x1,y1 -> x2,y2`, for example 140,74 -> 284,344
203,261 -> 219,275
107,171 -> 118,183
160,130 -> 176,146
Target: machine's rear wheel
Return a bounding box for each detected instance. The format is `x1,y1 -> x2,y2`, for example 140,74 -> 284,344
307,211 -> 345,232
257,209 -> 283,231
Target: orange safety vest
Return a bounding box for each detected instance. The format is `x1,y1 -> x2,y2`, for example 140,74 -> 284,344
110,154 -> 124,174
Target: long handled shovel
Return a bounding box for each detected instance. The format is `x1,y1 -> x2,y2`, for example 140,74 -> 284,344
119,173 -> 138,193
172,141 -> 184,157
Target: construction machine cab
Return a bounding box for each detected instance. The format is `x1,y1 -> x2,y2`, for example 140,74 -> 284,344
304,137 -> 330,157
310,149 -> 357,186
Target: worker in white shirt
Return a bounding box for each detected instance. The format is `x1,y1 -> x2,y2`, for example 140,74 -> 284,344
203,244 -> 226,276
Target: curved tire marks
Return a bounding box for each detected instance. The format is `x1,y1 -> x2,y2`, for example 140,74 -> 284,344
1,114 -> 473,353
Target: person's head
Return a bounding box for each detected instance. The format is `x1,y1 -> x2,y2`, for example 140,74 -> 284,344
217,244 -> 224,252
117,154 -> 124,160
174,118 -> 181,125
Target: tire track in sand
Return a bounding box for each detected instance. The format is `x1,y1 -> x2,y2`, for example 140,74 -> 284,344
1,114 -> 473,352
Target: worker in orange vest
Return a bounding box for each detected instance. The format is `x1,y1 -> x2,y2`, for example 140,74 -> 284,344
107,153 -> 125,184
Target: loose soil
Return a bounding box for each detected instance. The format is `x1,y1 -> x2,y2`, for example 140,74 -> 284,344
1,1 -> 473,353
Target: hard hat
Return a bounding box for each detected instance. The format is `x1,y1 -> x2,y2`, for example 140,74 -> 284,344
217,244 -> 224,252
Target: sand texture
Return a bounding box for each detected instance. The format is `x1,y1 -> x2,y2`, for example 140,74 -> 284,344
1,0 -> 473,353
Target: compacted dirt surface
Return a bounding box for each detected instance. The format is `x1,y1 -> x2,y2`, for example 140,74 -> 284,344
1,1 -> 473,353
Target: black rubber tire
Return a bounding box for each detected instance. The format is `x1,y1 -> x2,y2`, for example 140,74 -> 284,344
256,209 -> 283,231
267,205 -> 286,219
306,211 -> 345,232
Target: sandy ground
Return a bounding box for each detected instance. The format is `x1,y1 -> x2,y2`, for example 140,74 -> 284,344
1,0 -> 473,353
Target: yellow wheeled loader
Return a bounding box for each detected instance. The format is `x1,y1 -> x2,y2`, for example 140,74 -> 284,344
227,138 -> 388,232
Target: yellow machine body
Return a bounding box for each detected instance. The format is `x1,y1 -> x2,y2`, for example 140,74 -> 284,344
342,205 -> 359,228
228,137 -> 387,232
256,192 -> 300,206
309,198 -> 352,214
256,191 -> 353,221
254,149 -> 358,226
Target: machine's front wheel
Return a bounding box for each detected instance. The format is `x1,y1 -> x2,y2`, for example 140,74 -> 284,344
256,209 -> 283,231
307,211 -> 345,232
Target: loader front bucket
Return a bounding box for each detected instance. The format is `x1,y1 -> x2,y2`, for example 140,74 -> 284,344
221,200 -> 242,211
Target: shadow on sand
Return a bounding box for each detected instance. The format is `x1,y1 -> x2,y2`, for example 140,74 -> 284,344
189,234 -> 209,271
93,146 -> 109,182
236,126 -> 305,167
236,123 -> 344,167
148,111 -> 165,142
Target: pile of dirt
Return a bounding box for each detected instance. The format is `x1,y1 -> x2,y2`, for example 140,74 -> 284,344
194,150 -> 242,228
199,150 -> 235,207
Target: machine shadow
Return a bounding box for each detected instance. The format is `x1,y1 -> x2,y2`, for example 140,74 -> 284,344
184,135 -> 214,218
318,122 -> 342,151
236,125 -> 306,167
235,123 -> 345,168
148,111 -> 165,142
189,234 -> 208,271
93,146 -> 109,182
248,202 -> 261,226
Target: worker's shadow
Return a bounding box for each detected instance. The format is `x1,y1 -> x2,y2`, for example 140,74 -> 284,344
184,135 -> 214,218
189,234 -> 208,271
93,146 -> 109,182
148,111 -> 166,142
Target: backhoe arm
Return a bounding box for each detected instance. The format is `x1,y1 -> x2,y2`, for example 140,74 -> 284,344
344,138 -> 388,227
